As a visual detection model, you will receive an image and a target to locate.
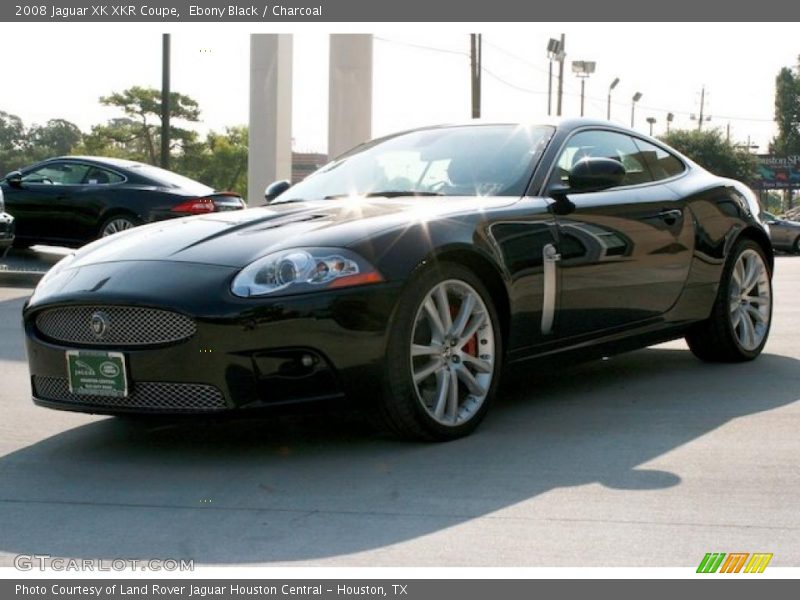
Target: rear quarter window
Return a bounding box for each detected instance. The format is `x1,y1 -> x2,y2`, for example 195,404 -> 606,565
632,138 -> 686,181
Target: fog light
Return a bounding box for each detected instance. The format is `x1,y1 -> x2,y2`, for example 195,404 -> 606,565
300,354 -> 315,368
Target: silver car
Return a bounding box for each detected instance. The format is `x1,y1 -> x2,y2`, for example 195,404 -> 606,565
761,211 -> 800,253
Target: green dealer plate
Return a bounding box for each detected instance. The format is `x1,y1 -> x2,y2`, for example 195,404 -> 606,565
66,350 -> 128,397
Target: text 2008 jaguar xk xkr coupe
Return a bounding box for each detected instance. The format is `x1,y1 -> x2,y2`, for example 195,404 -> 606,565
23,119 -> 773,440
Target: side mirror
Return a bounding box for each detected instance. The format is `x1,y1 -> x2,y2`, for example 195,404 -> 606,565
4,171 -> 22,188
568,157 -> 626,193
265,179 -> 291,203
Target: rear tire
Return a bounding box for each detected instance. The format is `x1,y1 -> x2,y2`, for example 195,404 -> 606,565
686,238 -> 772,362
793,236 -> 800,255
374,262 -> 503,441
99,214 -> 141,238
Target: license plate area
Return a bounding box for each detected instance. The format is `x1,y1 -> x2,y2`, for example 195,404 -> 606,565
66,350 -> 128,397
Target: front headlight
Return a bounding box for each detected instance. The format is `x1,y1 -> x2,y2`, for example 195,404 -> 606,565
231,248 -> 384,298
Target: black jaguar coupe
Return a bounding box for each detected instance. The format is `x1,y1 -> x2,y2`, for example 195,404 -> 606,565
23,119 -> 773,440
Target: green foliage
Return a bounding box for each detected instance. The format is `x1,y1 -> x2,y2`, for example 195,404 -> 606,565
764,191 -> 783,213
1,86 -> 249,196
98,86 -> 201,165
27,119 -> 83,160
659,128 -> 759,181
772,59 -> 800,155
1,112 -> 83,174
177,126 -> 248,197
0,111 -> 29,174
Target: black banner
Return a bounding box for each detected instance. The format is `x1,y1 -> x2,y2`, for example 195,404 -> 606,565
3,0 -> 800,22
4,580 -> 800,600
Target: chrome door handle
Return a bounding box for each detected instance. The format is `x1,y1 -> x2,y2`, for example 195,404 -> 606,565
541,243 -> 560,335
659,208 -> 683,222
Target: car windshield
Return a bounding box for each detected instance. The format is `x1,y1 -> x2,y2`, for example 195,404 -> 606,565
129,163 -> 214,196
275,124 -> 554,202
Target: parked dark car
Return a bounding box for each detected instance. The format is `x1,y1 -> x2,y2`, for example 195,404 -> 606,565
760,211 -> 800,253
1,156 -> 245,248
0,187 -> 14,257
23,119 -> 773,440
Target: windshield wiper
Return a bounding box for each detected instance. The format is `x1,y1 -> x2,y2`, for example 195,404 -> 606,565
324,191 -> 444,199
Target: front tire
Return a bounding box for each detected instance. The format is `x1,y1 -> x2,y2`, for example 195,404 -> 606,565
793,236 -> 800,255
376,262 -> 503,441
686,239 -> 772,362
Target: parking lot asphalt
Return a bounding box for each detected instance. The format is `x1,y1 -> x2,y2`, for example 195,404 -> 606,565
0,253 -> 798,567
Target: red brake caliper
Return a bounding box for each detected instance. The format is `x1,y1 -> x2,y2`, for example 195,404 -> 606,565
451,304 -> 478,357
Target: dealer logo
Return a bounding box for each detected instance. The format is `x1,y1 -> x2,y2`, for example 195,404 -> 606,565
89,311 -> 110,340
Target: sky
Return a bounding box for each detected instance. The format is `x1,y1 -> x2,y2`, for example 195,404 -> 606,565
0,23 -> 796,155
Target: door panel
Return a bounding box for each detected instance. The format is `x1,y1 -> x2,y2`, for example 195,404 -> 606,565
554,185 -> 693,337
545,128 -> 693,339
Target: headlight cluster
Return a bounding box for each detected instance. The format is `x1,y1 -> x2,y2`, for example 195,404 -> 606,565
231,248 -> 383,297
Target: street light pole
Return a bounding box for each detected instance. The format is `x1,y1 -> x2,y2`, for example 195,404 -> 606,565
607,77 -> 619,120
556,33 -> 566,116
470,33 -> 482,119
572,60 -> 595,117
546,38 -> 563,116
646,117 -> 656,136
666,112 -> 674,133
631,92 -> 642,128
161,33 -> 171,169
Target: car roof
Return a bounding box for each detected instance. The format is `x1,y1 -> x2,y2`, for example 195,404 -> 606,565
43,156 -> 147,169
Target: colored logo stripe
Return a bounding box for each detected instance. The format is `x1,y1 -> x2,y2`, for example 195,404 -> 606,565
697,552 -> 773,573
744,553 -> 773,573
697,553 -> 726,573
719,553 -> 749,573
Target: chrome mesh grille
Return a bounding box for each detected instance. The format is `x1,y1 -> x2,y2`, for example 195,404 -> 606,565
35,306 -> 196,347
33,376 -> 227,411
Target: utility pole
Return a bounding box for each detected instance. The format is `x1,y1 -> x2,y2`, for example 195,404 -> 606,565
697,86 -> 705,132
556,33 -> 565,116
161,33 -> 171,169
470,34 -> 482,119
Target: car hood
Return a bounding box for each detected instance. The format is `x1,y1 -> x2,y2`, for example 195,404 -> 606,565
67,196 -> 516,269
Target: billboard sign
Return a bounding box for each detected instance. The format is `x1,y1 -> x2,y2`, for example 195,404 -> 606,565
751,155 -> 800,189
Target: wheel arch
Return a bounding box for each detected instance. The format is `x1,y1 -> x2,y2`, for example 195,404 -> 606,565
734,226 -> 774,274
418,245 -> 512,347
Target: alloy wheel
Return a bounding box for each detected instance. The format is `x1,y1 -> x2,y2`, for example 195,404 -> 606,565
409,279 -> 496,426
729,248 -> 771,351
102,218 -> 135,237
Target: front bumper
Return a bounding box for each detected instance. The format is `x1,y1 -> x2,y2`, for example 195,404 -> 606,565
24,260 -> 402,415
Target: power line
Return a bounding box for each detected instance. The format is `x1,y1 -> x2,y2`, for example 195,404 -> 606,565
375,36 -> 775,125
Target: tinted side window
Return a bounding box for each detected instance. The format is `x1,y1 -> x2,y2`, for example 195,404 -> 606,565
632,138 -> 685,181
22,163 -> 90,185
85,166 -> 124,185
553,130 -> 653,188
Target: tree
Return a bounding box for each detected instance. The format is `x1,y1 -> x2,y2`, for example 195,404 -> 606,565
177,126 -> 248,197
78,118 -> 153,161
99,86 -> 200,164
27,119 -> 83,160
0,111 -> 28,174
772,59 -> 800,155
660,128 -> 759,182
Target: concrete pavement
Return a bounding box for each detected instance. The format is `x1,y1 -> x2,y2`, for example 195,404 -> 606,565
0,256 -> 798,567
